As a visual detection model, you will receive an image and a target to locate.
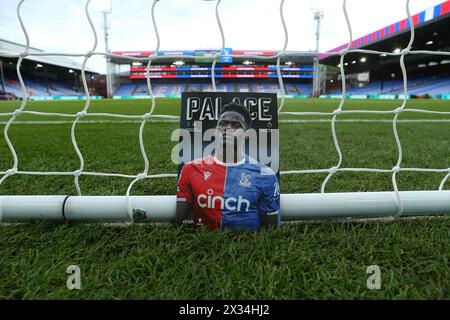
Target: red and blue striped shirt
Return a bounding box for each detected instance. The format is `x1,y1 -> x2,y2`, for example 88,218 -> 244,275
177,154 -> 280,231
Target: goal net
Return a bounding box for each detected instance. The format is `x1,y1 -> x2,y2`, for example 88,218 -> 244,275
0,0 -> 449,223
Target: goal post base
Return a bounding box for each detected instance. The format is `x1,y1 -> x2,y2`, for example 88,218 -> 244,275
0,191 -> 449,223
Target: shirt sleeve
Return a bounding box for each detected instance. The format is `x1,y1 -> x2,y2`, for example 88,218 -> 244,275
258,172 -> 280,217
177,164 -> 193,205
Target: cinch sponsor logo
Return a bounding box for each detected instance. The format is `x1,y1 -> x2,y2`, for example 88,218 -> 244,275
197,189 -> 250,211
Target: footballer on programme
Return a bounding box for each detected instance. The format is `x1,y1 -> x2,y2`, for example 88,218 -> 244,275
175,102 -> 281,231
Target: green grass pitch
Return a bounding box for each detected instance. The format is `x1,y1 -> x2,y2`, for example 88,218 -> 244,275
0,98 -> 449,299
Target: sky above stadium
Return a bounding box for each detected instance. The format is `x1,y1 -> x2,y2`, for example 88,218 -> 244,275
0,0 -> 446,73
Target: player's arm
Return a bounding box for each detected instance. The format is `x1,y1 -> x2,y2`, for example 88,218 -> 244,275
175,164 -> 194,227
259,172 -> 281,230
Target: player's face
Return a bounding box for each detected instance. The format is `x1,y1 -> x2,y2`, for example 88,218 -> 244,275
216,111 -> 247,145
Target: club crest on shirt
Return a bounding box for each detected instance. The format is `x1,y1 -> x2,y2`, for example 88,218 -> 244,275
239,173 -> 252,188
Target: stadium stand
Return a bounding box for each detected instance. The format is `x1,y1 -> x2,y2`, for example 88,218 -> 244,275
329,76 -> 450,96
321,1 -> 450,99
0,38 -> 100,99
113,82 -> 312,97
110,50 -> 315,98
2,76 -> 83,98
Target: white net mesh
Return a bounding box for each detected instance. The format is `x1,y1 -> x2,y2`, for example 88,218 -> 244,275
1,0 -> 450,220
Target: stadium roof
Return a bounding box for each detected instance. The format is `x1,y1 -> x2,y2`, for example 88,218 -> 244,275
319,0 -> 450,74
0,38 -> 97,73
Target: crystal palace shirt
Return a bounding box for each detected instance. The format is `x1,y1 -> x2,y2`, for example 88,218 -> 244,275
177,155 -> 280,231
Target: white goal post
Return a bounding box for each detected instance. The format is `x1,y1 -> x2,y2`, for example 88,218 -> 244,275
0,0 -> 450,223
1,192 -> 450,223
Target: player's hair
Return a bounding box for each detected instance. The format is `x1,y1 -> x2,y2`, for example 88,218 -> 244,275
218,102 -> 252,129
